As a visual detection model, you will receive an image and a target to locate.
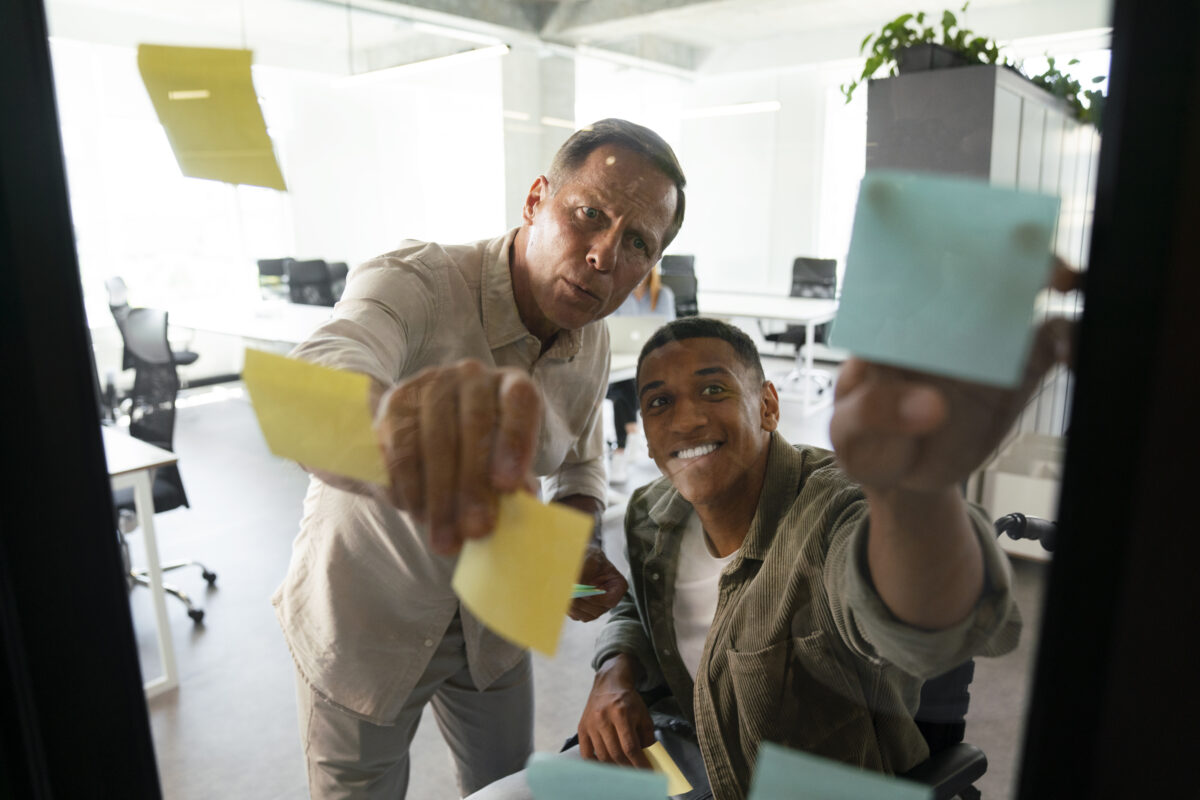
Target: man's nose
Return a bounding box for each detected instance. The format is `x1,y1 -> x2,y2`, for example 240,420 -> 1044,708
670,396 -> 707,432
586,230 -> 620,273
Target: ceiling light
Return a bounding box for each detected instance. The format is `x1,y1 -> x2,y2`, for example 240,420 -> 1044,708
679,100 -> 782,119
338,44 -> 509,86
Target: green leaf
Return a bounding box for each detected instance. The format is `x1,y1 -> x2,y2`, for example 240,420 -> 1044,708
859,32 -> 874,53
917,11 -> 926,23
942,10 -> 957,29
1092,75 -> 1106,83
1068,58 -> 1080,65
962,1 -> 971,12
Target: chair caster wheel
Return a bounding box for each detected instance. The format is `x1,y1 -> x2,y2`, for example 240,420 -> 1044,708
188,609 -> 205,624
202,570 -> 217,585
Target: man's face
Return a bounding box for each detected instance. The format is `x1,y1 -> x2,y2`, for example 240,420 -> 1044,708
637,337 -> 779,509
517,144 -> 678,336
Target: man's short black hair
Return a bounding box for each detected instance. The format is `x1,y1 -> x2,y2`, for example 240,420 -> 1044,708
636,317 -> 766,391
549,118 -> 687,252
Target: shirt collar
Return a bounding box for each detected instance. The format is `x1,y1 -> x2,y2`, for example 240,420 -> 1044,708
481,227 -> 583,360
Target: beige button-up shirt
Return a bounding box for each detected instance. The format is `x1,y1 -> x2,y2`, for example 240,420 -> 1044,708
273,230 -> 610,724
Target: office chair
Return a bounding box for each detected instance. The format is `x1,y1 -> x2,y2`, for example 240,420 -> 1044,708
761,257 -> 838,396
659,254 -> 695,277
111,307 -> 216,624
105,276 -> 200,371
327,261 -> 349,301
660,273 -> 699,317
901,513 -> 1057,799
257,257 -> 292,301
286,259 -> 336,306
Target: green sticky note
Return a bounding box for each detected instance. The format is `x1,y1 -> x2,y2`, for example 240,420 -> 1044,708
526,753 -> 667,800
748,743 -> 932,800
572,584 -> 605,598
830,170 -> 1060,386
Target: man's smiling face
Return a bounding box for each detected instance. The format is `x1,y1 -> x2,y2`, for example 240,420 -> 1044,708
637,336 -> 779,510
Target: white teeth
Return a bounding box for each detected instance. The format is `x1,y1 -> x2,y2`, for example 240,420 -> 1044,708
675,442 -> 719,460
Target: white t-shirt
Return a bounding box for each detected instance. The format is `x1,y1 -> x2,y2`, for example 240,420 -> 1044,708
673,513 -> 738,680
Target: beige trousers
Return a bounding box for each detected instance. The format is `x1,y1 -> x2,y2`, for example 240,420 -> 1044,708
296,613 -> 533,799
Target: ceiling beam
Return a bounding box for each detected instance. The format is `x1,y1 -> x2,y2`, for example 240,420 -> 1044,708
540,0 -> 720,37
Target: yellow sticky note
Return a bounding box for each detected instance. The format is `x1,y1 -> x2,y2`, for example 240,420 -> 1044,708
241,348 -> 388,485
644,741 -> 693,797
138,44 -> 287,190
452,493 -> 591,656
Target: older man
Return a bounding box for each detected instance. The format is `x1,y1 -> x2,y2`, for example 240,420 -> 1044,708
473,315 -> 1069,800
273,119 -> 686,798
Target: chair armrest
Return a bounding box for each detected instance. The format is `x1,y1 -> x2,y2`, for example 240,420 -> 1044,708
901,742 -> 987,800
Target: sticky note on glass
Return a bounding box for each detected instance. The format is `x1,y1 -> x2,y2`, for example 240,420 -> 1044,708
241,348 -> 387,485
748,743 -> 931,800
138,44 -> 286,190
452,493 -> 592,656
645,742 -> 693,796
830,170 -> 1060,386
526,753 -> 667,800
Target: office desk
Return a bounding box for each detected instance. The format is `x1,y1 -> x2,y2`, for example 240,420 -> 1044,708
170,301 -> 333,347
610,353 -> 638,384
102,427 -> 179,699
697,291 -> 839,414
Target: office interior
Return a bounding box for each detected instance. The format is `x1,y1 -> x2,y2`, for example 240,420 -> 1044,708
10,0 -> 1198,798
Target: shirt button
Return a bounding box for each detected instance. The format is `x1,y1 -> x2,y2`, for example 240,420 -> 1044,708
423,639 -> 434,647
662,648 -> 672,656
650,572 -> 660,581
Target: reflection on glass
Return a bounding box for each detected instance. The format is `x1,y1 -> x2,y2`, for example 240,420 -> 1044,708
45,0 -> 1109,797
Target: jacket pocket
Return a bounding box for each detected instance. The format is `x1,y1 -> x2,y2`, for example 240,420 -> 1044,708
727,632 -> 876,768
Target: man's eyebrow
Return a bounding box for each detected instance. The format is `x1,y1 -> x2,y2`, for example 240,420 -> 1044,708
638,380 -> 664,399
638,365 -> 732,398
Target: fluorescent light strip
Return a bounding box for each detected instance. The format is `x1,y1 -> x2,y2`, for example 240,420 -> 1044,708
679,100 -> 781,120
338,44 -> 509,86
503,110 -> 531,121
168,89 -> 211,101
540,116 -> 582,130
411,21 -> 504,47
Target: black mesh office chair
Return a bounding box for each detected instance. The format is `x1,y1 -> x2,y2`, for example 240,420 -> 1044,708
660,254 -> 695,277
257,257 -> 291,301
287,259 -> 336,306
105,276 -> 200,371
762,257 -> 838,395
112,307 -> 215,624
660,273 -> 699,317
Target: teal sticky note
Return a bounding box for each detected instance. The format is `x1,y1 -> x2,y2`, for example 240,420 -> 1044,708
526,752 -> 667,800
572,584 -> 605,598
748,743 -> 932,800
830,170 -> 1060,386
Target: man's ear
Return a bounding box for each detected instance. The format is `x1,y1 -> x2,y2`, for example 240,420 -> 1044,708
760,380 -> 780,433
522,176 -> 550,224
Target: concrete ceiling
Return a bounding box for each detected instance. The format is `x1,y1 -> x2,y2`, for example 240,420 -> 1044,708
45,0 -> 1113,76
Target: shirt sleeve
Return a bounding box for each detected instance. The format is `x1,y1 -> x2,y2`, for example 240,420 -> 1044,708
288,251 -> 442,386
592,590 -> 668,693
825,501 -> 1022,680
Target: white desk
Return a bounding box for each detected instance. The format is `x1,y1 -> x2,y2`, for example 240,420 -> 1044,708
697,291 -> 839,414
170,301 -> 333,347
102,427 -> 180,699
610,353 -> 638,384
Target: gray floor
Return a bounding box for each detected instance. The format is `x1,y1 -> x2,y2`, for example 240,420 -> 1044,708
127,361 -> 1047,799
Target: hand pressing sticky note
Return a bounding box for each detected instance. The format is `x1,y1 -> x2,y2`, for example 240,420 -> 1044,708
644,741 -> 693,796
241,348 -> 388,485
748,742 -> 931,800
452,493 -> 592,656
830,170 -> 1060,387
526,753 -> 667,800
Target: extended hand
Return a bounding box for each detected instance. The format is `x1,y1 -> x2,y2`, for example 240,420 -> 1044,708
578,654 -> 654,768
569,544 -> 628,622
830,318 -> 1073,494
375,359 -> 542,555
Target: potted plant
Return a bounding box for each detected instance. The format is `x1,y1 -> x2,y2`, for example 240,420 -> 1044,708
841,3 -> 1002,103
841,3 -> 1106,130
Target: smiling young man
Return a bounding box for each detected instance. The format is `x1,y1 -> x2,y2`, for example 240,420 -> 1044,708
466,315 -> 1073,800
274,119 -> 686,799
